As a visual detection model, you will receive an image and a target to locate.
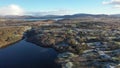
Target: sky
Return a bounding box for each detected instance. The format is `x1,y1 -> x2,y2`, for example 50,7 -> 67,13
0,0 -> 120,15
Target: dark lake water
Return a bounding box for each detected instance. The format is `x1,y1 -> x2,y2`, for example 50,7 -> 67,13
0,40 -> 59,68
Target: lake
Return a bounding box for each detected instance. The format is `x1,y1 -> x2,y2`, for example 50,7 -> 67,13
8,18 -> 63,21
0,40 -> 60,68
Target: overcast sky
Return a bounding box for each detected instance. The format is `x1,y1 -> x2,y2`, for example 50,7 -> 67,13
0,0 -> 120,15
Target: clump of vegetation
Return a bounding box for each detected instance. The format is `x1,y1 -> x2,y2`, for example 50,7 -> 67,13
0,26 -> 26,48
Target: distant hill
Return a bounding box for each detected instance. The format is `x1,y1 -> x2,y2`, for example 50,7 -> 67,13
0,15 -> 61,19
0,13 -> 120,19
61,14 -> 110,18
111,14 -> 120,17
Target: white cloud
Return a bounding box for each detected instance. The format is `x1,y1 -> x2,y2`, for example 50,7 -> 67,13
114,4 -> 120,8
44,9 -> 74,15
102,1 -> 110,5
103,0 -> 120,4
27,9 -> 75,16
0,4 -> 24,15
103,0 -> 120,8
0,4 -> 75,16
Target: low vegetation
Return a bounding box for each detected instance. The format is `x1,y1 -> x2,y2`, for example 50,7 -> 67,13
26,18 -> 120,68
0,26 -> 29,48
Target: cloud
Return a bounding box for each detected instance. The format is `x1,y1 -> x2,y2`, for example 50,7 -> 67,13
103,0 -> 120,5
43,9 -> 74,15
103,0 -> 120,8
27,9 -> 75,16
114,4 -> 120,8
0,4 -> 74,16
0,4 -> 24,15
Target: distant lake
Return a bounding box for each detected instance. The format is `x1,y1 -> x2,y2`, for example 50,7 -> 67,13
8,18 -> 63,21
0,40 -> 60,68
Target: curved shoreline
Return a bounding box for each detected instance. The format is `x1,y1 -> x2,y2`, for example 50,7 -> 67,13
0,39 -> 22,49
0,26 -> 32,49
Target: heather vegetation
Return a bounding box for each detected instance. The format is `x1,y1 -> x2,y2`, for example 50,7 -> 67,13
0,19 -> 32,48
0,26 -> 29,48
26,17 -> 120,68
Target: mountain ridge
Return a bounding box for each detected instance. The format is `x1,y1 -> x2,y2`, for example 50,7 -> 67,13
0,13 -> 120,19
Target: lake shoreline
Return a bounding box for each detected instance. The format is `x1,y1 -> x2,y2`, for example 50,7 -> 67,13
0,39 -> 22,49
0,38 -> 60,68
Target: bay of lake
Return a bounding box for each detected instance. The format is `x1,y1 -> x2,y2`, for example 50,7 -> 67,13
0,40 -> 60,68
